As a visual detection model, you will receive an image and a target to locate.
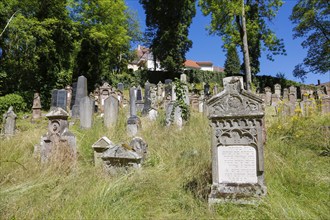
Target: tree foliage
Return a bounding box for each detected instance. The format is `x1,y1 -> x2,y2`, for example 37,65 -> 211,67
224,45 -> 241,76
140,0 -> 196,72
290,0 -> 330,80
199,0 -> 286,78
0,0 -> 141,107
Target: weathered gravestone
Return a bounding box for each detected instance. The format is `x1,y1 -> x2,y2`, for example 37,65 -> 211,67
264,87 -> 272,106
65,85 -> 73,112
164,79 -> 172,97
127,87 -> 141,137
34,107 -> 76,163
72,76 -> 88,118
282,88 -> 289,101
79,96 -> 94,129
274,84 -> 281,97
321,96 -> 330,114
207,76 -> 267,204
32,92 -> 42,119
2,106 -> 17,137
136,86 -> 144,113
93,137 -> 148,174
92,136 -> 113,167
104,95 -> 119,128
99,82 -> 112,112
142,81 -> 151,116
165,84 -> 183,128
51,89 -> 67,111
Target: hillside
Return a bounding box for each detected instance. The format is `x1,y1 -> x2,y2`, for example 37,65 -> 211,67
0,108 -> 329,219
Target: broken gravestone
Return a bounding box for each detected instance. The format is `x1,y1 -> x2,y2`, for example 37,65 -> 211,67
207,76 -> 267,204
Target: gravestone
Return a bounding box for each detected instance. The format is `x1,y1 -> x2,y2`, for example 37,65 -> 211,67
142,81 -> 152,116
190,94 -> 199,111
321,96 -> 330,114
165,85 -> 183,128
99,82 -> 112,112
164,79 -> 172,97
2,106 -> 17,136
92,136 -> 114,167
127,87 -> 141,137
274,84 -> 281,97
51,89 -> 67,111
117,82 -> 124,92
157,81 -> 164,102
79,96 -> 94,129
204,83 -> 211,97
300,98 -> 316,117
207,76 -> 267,204
283,88 -> 289,100
213,84 -> 218,95
180,73 -> 187,83
289,86 -> 297,103
136,86 -> 144,113
264,87 -> 272,106
34,107 -> 76,163
70,82 -> 77,109
271,94 -> 280,107
104,95 -> 119,128
32,92 -> 42,119
72,76 -> 88,118
95,137 -> 148,174
65,85 -> 73,112
198,93 -> 204,113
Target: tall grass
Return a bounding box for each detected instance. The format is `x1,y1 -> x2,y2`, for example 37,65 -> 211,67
0,108 -> 329,219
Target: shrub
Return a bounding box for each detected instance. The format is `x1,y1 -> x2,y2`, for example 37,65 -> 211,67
0,93 -> 27,115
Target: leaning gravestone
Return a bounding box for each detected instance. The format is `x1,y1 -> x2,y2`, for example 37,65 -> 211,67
104,95 -> 119,128
32,92 -> 42,119
79,96 -> 94,129
207,76 -> 267,204
34,107 -> 76,163
2,106 -> 17,137
72,76 -> 88,118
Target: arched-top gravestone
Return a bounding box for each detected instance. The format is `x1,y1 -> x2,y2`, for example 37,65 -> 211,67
207,76 -> 267,204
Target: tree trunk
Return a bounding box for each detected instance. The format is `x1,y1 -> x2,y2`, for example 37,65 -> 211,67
241,1 -> 252,91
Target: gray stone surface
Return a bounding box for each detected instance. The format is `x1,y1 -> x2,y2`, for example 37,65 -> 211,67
264,87 -> 272,106
180,73 -> 187,83
142,81 -> 151,115
92,136 -> 114,166
274,84 -> 281,97
127,87 -> 141,136
65,85 -> 73,112
117,82 -> 124,92
32,93 -> 42,119
165,102 -> 183,128
207,76 -> 267,204
79,96 -> 94,129
2,106 -> 17,136
72,76 -> 88,118
104,95 -> 119,128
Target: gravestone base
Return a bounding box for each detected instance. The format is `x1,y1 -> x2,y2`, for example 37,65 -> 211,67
127,116 -> 141,137
209,183 -> 267,205
136,100 -> 144,113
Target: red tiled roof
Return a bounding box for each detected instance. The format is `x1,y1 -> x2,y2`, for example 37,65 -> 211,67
196,61 -> 213,66
184,60 -> 200,69
213,66 -> 225,72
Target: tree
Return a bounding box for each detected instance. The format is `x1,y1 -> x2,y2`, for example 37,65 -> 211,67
290,0 -> 329,80
140,0 -> 196,73
199,0 -> 286,90
73,0 -> 138,90
0,0 -> 76,105
224,46 -> 241,76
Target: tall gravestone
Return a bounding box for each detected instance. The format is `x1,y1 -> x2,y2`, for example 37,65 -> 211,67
79,96 -> 94,129
142,81 -> 151,116
2,106 -> 17,137
136,86 -> 144,113
72,76 -> 88,118
104,95 -> 119,128
127,87 -> 141,136
207,76 -> 267,204
65,85 -> 73,112
274,84 -> 281,97
32,92 -> 42,119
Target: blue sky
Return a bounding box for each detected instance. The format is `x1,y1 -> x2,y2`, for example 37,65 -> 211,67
126,0 -> 329,85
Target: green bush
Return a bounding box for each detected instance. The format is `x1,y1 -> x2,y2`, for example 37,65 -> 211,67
0,93 -> 27,115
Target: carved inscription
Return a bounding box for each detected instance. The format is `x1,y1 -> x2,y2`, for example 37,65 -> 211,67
218,146 -> 257,184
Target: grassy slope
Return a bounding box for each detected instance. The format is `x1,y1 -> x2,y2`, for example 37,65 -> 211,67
0,108 -> 329,219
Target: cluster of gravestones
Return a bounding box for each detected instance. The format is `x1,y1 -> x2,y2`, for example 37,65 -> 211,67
260,84 -> 330,117
3,74 -> 282,204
